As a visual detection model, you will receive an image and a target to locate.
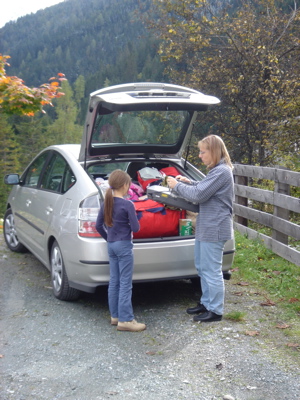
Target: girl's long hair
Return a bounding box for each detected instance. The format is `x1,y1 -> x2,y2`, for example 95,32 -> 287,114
104,169 -> 131,227
199,135 -> 233,170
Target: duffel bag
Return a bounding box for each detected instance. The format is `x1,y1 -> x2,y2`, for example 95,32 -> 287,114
137,167 -> 163,191
133,199 -> 185,239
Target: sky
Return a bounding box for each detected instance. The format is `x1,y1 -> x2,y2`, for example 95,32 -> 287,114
0,0 -> 64,28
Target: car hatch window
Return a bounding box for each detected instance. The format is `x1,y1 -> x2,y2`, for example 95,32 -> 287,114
91,110 -> 191,147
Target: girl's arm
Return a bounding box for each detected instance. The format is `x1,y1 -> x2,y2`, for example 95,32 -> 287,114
127,202 -> 140,232
95,207 -> 108,240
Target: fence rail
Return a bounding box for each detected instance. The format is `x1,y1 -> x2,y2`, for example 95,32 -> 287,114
233,164 -> 300,267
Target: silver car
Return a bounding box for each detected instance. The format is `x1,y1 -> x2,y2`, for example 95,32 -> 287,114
4,82 -> 235,301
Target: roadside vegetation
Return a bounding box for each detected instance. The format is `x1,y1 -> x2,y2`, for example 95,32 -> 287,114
231,230 -> 300,341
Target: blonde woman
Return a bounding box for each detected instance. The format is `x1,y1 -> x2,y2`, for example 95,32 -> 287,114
167,135 -> 234,322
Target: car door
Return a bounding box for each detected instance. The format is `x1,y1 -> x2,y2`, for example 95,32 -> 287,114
13,151 -> 51,251
14,151 -> 73,261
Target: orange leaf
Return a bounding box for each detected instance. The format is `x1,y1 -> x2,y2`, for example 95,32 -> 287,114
286,343 -> 300,348
237,282 -> 249,286
50,81 -> 59,87
58,72 -> 65,77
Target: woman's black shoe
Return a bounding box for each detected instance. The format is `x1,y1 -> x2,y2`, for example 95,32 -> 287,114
193,311 -> 222,322
186,303 -> 207,315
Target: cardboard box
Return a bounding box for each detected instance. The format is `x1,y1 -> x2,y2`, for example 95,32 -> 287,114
179,219 -> 192,236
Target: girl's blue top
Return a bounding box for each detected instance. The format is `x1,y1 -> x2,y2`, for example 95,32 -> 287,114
96,197 -> 140,242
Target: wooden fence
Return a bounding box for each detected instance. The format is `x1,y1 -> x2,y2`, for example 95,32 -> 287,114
233,164 -> 300,267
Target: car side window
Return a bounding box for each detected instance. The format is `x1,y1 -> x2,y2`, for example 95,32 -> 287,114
23,152 -> 50,188
39,152 -> 76,194
61,164 -> 76,194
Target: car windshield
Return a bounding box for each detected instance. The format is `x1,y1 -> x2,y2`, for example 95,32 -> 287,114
91,110 -> 191,146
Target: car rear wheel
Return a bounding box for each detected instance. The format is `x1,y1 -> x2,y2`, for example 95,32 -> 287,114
50,240 -> 81,301
3,208 -> 27,253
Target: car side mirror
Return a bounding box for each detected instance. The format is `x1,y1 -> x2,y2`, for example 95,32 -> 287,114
4,174 -> 20,185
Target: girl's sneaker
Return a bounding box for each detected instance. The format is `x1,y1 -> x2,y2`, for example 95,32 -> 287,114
117,319 -> 146,332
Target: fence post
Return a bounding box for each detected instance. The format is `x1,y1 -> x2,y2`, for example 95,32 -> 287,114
272,166 -> 290,245
234,174 -> 248,226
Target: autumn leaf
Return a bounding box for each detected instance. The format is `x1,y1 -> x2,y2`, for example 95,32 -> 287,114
286,343 -> 300,348
276,323 -> 290,329
260,300 -> 276,306
146,351 -> 156,356
233,291 -> 244,296
288,298 -> 299,303
245,330 -> 260,336
236,282 -> 249,286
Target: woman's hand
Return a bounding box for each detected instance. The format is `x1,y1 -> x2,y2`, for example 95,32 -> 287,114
176,175 -> 191,184
166,176 -> 178,189
167,175 -> 191,189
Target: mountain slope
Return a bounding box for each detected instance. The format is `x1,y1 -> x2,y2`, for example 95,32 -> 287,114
0,0 -> 161,88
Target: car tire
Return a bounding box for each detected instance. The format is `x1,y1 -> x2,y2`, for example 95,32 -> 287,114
3,208 -> 27,253
50,240 -> 81,301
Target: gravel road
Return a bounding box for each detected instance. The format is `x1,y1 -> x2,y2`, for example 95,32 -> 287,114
0,233 -> 299,400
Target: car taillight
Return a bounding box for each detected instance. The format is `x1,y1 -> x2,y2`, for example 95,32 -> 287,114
78,195 -> 101,238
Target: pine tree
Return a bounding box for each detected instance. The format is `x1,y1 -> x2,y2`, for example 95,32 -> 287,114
45,81 -> 83,145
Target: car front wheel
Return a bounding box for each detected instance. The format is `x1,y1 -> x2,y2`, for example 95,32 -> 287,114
3,208 -> 27,253
50,240 -> 80,301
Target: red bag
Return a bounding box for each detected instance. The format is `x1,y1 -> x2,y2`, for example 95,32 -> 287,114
137,171 -> 161,191
160,166 -> 180,177
133,199 -> 186,239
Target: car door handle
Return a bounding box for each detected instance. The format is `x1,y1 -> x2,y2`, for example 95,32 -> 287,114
46,206 -> 53,214
26,200 -> 32,207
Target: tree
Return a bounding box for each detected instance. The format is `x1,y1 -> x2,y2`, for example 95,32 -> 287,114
45,81 -> 83,145
0,54 -> 66,116
147,0 -> 300,166
73,75 -> 86,124
0,114 -> 21,215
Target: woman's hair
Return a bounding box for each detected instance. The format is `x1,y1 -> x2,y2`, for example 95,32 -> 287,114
104,169 -> 131,227
199,135 -> 233,169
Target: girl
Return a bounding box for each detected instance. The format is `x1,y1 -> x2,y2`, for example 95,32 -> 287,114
96,169 -> 146,332
167,135 -> 234,322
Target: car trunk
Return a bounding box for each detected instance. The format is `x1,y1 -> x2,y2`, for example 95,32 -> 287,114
87,159 -> 199,241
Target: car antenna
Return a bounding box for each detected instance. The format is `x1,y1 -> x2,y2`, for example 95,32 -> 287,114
184,123 -> 195,169
84,124 -> 89,171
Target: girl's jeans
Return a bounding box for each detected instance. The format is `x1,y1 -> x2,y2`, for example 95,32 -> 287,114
194,239 -> 226,316
107,240 -> 134,322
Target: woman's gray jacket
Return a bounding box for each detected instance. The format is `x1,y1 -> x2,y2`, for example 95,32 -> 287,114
173,160 -> 234,242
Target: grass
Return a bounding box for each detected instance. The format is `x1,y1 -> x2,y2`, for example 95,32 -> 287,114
225,311 -> 247,322
233,230 -> 300,319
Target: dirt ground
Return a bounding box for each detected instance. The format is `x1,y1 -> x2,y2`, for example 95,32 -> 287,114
0,232 -> 299,400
